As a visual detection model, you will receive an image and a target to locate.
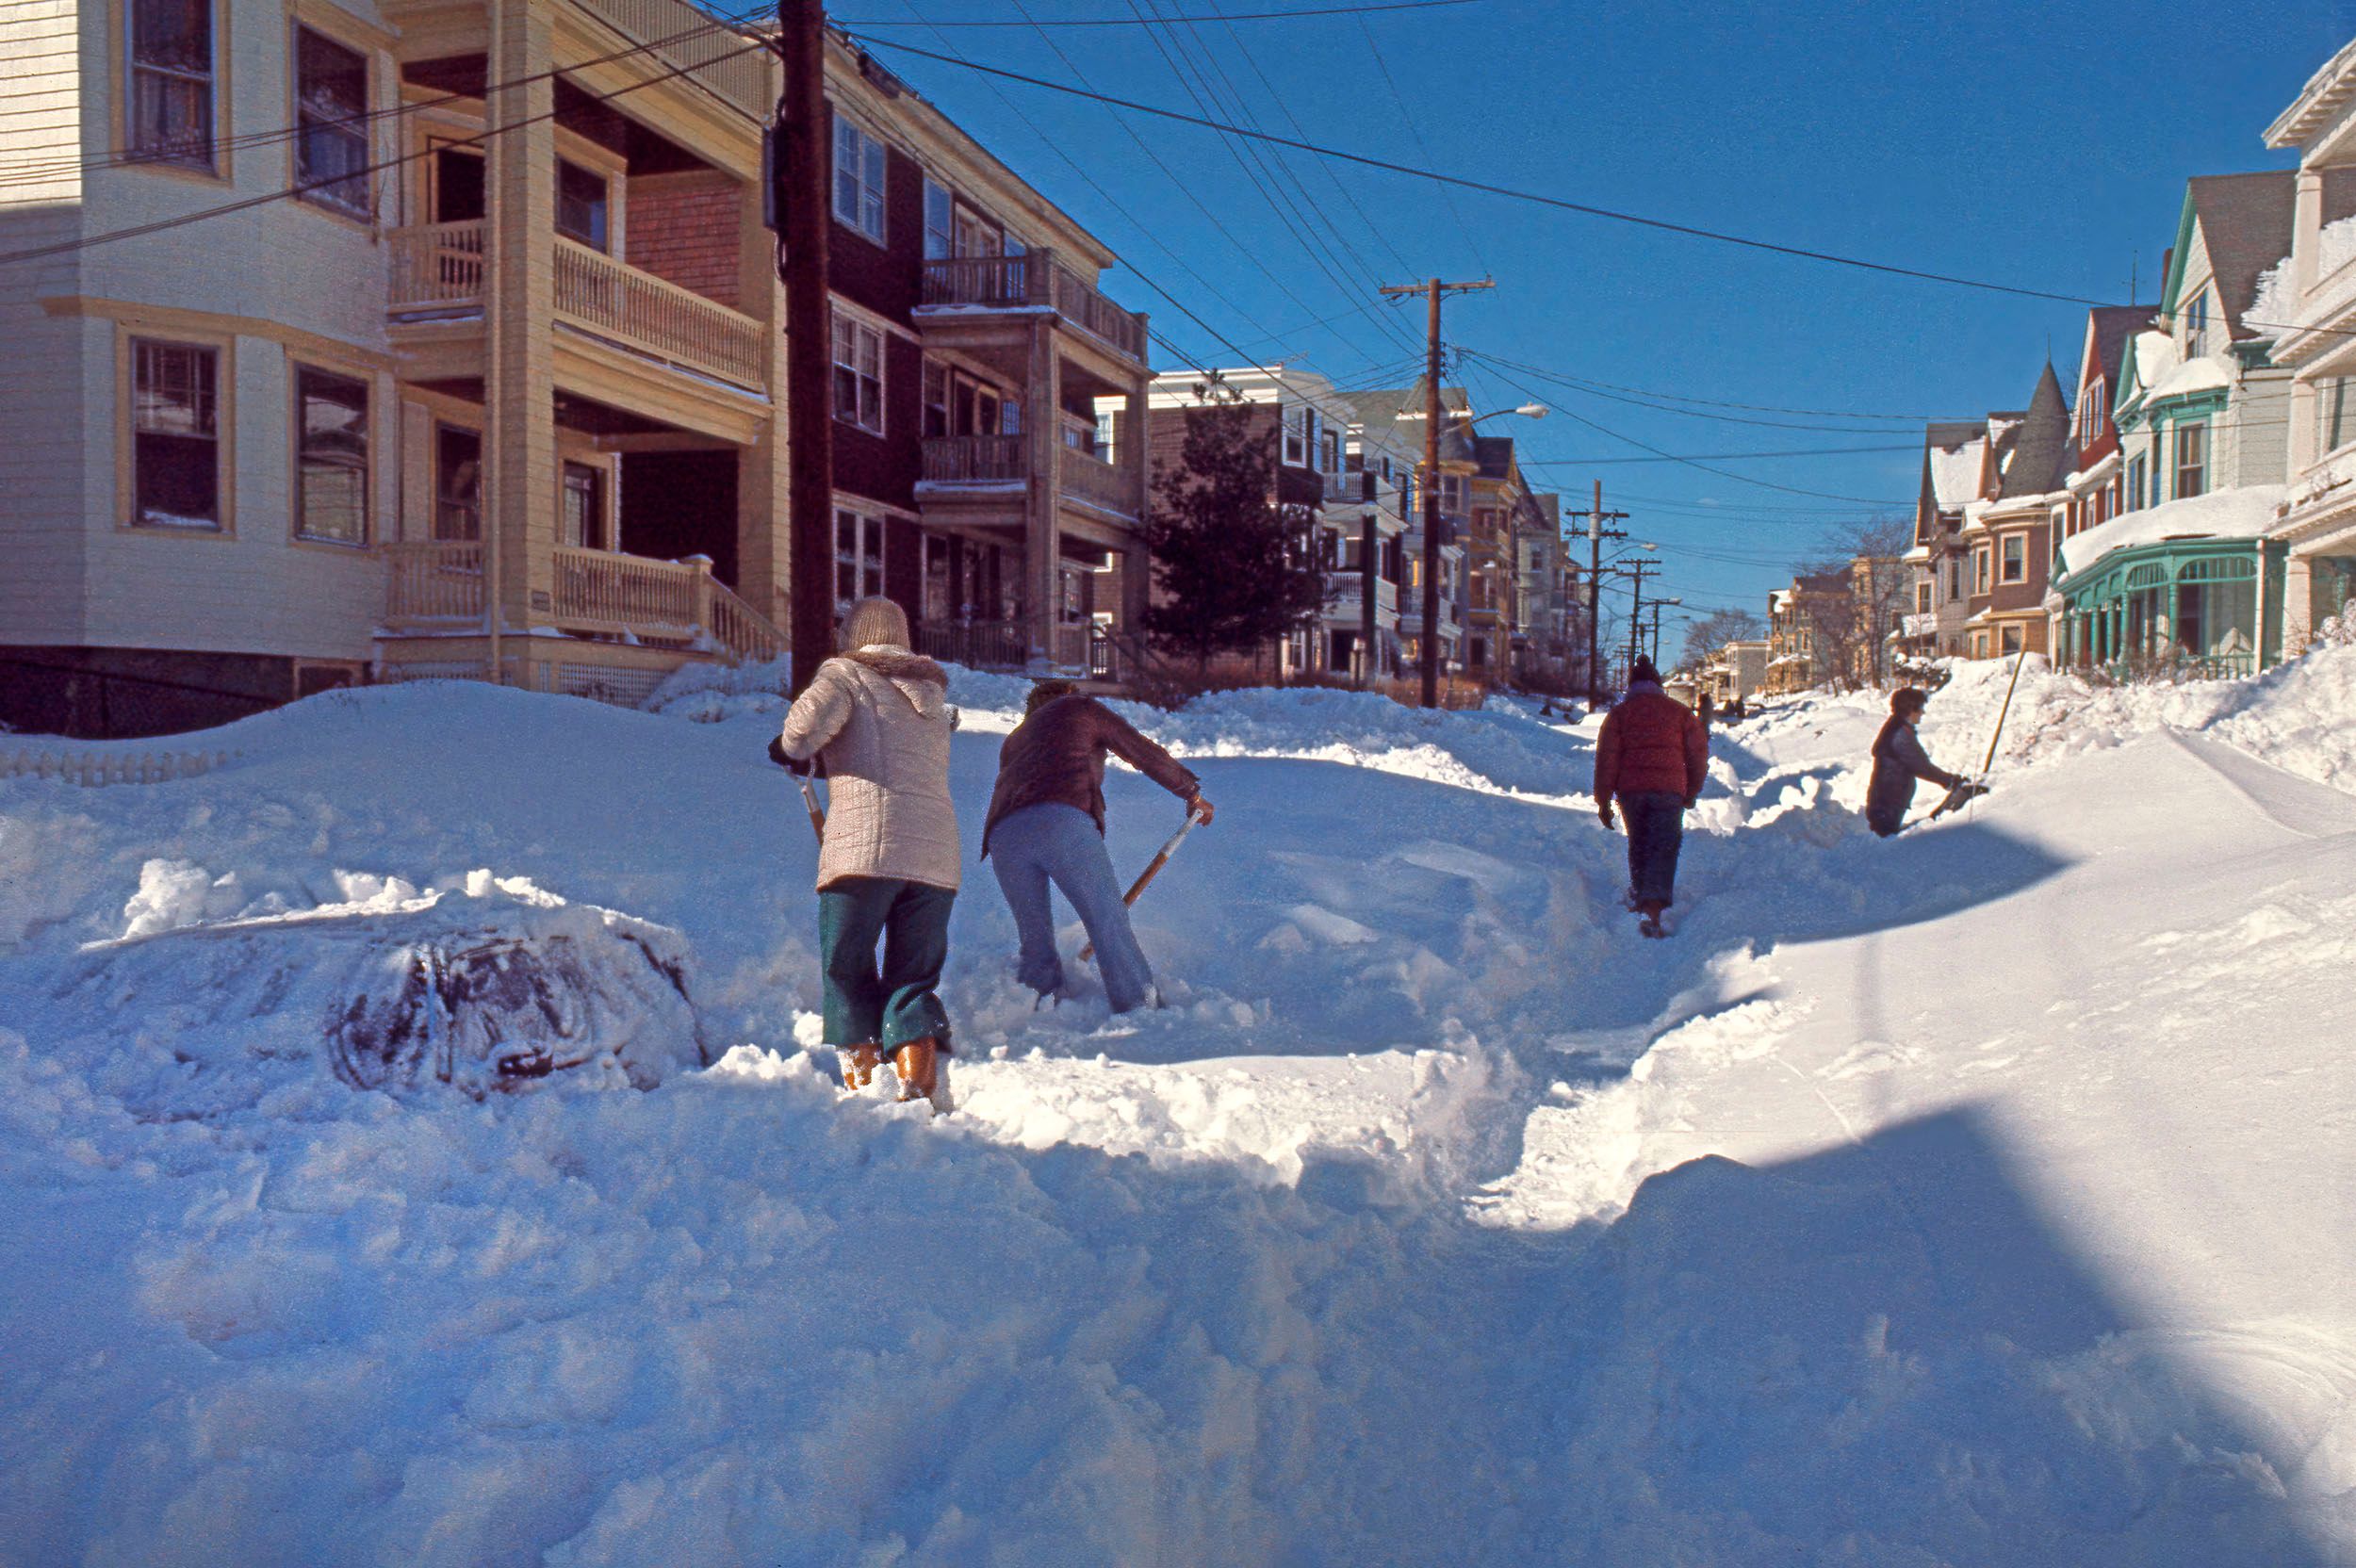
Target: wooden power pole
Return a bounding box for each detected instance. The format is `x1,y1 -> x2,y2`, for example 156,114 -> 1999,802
1379,276 -> 1491,708
1584,479 -> 1627,710
777,0 -> 833,696
1621,554 -> 1658,682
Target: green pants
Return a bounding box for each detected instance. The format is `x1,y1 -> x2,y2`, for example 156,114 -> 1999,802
816,876 -> 957,1051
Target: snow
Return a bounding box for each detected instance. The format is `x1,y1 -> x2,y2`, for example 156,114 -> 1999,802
2144,352 -> 2233,403
4,650 -> 2356,1563
1928,435 -> 1984,508
2058,483 -> 2288,578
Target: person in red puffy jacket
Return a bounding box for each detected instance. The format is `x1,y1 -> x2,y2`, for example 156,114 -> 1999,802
1595,656 -> 1710,936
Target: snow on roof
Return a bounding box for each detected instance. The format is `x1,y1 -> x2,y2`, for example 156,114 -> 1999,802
1768,589 -> 1792,612
2247,255 -> 2296,340
2144,354 -> 2233,402
1902,543 -> 1932,563
2127,330 -> 2178,395
2058,483 -> 2289,579
1927,437 -> 1984,507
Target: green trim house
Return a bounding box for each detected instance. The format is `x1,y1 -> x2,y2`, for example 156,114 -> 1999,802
2053,174 -> 2299,678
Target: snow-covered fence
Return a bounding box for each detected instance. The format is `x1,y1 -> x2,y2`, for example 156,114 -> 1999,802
0,748 -> 234,786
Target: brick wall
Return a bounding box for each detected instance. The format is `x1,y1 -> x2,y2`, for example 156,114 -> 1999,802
625,173 -> 742,309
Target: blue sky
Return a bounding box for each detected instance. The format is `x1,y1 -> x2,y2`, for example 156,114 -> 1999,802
837,0 -> 2350,646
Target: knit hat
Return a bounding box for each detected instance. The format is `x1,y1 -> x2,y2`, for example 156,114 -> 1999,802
839,596 -> 910,652
1628,656 -> 1661,685
1891,686 -> 1928,716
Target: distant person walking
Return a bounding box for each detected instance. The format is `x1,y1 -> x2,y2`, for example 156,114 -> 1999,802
1595,656 -> 1709,939
772,596 -> 959,1104
1866,686 -> 1980,837
982,680 -> 1212,1013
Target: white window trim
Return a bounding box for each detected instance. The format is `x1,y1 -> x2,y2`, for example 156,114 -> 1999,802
831,310 -> 886,436
833,505 -> 888,612
831,111 -> 888,244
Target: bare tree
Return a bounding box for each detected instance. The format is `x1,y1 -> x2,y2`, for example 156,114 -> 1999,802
1793,514 -> 1913,689
1679,607 -> 1764,670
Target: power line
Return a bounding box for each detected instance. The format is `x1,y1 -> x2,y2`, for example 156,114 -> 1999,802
1522,443 -> 1921,465
1353,9 -> 1491,278
840,34 -> 2126,311
844,0 -> 1479,24
0,34 -> 775,265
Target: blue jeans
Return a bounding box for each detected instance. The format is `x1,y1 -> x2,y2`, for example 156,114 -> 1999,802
989,803 -> 1155,1013
1621,790 -> 1687,910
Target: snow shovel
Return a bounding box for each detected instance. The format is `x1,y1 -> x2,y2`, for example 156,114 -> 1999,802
1079,803 -> 1208,964
1964,647 -> 2030,821
797,777 -> 826,842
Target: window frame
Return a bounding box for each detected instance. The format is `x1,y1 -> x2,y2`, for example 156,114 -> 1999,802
124,0 -> 223,176
2127,452 -> 2148,513
2000,532 -> 2025,584
1974,546 -> 1991,595
291,22 -> 371,220
2321,376 -> 2355,457
555,157 -> 610,251
123,331 -> 233,534
830,311 -> 886,435
830,111 -> 888,244
1282,404 -> 1309,467
833,506 -> 887,613
291,362 -> 370,547
2173,420 -> 2207,500
560,460 -> 605,550
433,421 -> 483,542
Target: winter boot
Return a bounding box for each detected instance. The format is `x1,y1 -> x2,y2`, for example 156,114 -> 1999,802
892,1038 -> 940,1104
1637,902 -> 1668,939
841,1043 -> 882,1091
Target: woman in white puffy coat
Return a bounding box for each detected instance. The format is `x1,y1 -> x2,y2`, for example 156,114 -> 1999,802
774,596 -> 958,1102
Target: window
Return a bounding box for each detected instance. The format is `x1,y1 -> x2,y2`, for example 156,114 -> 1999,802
129,0 -> 214,169
1321,427 -> 1341,475
831,313 -> 884,433
2077,377 -> 2104,447
556,160 -> 608,250
923,178 -> 953,260
1946,557 -> 1962,599
1972,631 -> 1989,660
1916,580 -> 1932,613
922,360 -> 949,437
2185,292 -> 2210,357
1974,547 -> 1991,595
2127,452 -> 2147,513
2001,534 -> 2025,583
2173,421 -> 2207,500
831,114 -> 887,242
2321,377 -> 2354,454
1282,404 -> 1309,466
561,462 -> 602,549
834,509 -> 885,612
294,367 -> 367,545
293,26 -> 368,215
132,338 -> 220,528
434,424 -> 481,540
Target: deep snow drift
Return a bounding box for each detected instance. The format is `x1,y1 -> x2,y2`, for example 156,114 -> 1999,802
2,647 -> 2353,1565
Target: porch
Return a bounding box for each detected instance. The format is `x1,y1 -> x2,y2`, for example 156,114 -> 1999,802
2056,542 -> 2280,678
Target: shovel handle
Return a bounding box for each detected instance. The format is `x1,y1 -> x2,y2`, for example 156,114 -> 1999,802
1080,804 -> 1205,964
798,777 -> 826,842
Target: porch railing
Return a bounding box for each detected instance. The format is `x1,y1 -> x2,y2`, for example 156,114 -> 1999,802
918,248 -> 1148,363
1058,444 -> 1141,519
913,619 -> 1030,670
708,579 -> 785,663
564,0 -> 774,120
388,220 -> 487,310
384,540 -> 485,619
554,236 -> 768,389
921,433 -> 1028,484
1323,570 -> 1399,617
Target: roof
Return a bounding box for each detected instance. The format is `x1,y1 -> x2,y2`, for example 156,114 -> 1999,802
1999,363 -> 2072,498
2182,172 -> 2297,341
1473,435 -> 1516,480
2266,36 -> 2356,149
1924,419 -> 1988,511
2087,305 -> 2155,388
2057,483 -> 2288,580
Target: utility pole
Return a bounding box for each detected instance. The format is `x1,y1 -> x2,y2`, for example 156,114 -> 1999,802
1584,478 -> 1628,710
777,0 -> 833,696
1380,276 -> 1492,708
1358,498 -> 1378,691
1622,554 -> 1659,683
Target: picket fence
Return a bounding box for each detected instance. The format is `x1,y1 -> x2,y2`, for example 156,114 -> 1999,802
0,749 -> 235,786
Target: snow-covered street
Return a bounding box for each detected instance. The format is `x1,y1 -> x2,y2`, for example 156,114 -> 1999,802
3,651 -> 2353,1565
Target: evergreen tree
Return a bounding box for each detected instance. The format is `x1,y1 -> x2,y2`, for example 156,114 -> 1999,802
1143,387 -> 1333,673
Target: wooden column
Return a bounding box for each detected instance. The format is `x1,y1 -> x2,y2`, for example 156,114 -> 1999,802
1024,320 -> 1061,670
738,167 -> 788,622
485,0 -> 558,683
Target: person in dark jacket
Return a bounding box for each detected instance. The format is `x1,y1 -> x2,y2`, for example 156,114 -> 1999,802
982,681 -> 1212,1012
1595,656 -> 1710,936
1866,686 -> 1979,836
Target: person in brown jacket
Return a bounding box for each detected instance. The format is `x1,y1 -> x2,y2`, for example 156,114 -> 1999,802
981,680 -> 1212,1012
1595,656 -> 1710,937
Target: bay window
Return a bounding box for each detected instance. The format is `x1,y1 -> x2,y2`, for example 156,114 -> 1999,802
294,26 -> 369,215
129,0 -> 214,169
294,367 -> 368,545
132,338 -> 220,529
2173,422 -> 2206,500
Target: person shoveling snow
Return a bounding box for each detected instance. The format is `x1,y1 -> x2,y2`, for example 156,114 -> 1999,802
1595,656 -> 1709,939
1866,685 -> 1986,837
980,678 -> 1213,1013
771,596 -> 958,1107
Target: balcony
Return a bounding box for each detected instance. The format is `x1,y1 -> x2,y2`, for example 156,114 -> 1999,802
911,619 -> 1121,679
920,434 -> 1028,487
1322,570 -> 1399,619
386,221 -> 769,392
383,542 -> 783,663
1058,444 -> 1143,520
565,0 -> 773,120
917,250 -> 1149,364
